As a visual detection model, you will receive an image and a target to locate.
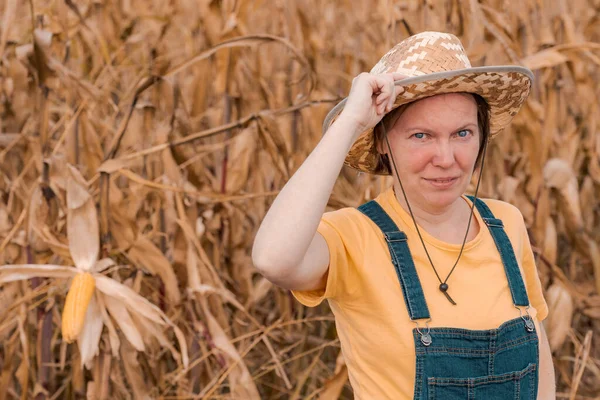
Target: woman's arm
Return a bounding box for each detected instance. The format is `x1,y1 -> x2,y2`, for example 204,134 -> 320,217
252,116 -> 359,291
252,72 -> 405,291
538,323 -> 556,399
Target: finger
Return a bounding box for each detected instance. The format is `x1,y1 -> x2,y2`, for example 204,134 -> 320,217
376,95 -> 388,114
371,80 -> 388,99
375,91 -> 387,103
387,86 -> 396,111
372,75 -> 397,113
375,91 -> 389,111
376,77 -> 393,100
376,95 -> 389,106
368,75 -> 388,95
376,80 -> 393,112
391,72 -> 409,83
383,78 -> 396,111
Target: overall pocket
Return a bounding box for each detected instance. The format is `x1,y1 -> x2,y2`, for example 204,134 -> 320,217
427,363 -> 537,400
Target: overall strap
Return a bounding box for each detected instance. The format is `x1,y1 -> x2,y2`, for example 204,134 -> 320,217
467,196 -> 530,307
358,201 -> 431,320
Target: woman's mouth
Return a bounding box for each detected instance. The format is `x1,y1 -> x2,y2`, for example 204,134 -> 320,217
424,177 -> 458,188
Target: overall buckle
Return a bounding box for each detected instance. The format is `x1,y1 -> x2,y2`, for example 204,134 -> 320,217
515,305 -> 535,332
413,318 -> 433,346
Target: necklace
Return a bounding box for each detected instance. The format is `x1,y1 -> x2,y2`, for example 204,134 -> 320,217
382,129 -> 489,305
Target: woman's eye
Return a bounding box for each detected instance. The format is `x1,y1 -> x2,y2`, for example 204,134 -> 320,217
413,132 -> 426,139
457,129 -> 470,138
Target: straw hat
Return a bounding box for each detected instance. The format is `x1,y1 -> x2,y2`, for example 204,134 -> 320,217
323,31 -> 534,175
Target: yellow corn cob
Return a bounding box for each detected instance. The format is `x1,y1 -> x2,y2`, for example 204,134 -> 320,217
61,272 -> 96,343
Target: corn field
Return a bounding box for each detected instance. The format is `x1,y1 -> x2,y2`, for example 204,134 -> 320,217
0,0 -> 599,398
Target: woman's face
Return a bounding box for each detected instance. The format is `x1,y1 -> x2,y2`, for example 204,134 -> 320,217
385,93 -> 481,212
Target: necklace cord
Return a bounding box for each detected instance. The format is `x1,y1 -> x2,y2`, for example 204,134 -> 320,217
382,114 -> 489,304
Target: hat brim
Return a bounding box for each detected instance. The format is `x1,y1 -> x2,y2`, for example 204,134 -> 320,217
323,66 -> 533,175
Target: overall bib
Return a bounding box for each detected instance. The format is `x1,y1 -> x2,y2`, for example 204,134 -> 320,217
358,197 -> 539,400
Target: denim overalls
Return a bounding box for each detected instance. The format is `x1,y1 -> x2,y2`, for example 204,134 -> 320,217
358,196 -> 539,399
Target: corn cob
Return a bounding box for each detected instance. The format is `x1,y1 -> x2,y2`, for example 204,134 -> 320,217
61,272 -> 96,343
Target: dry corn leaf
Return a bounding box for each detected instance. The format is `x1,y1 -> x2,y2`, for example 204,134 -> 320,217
0,0 -> 17,60
544,283 -> 573,351
0,282 -> 20,320
120,341 -> 152,400
319,352 -> 349,400
97,158 -> 142,174
532,187 -> 551,246
202,303 -> 260,400
94,275 -> 188,367
0,334 -> 16,400
0,265 -> 75,282
542,218 -> 558,266
543,158 -> 583,230
579,176 -> 595,232
96,292 -> 120,357
127,236 -> 181,304
521,48 -> 569,70
587,239 -> 600,295
94,275 -> 165,323
257,115 -> 290,179
15,309 -> 29,400
103,294 -> 145,352
66,166 -> 99,272
225,126 -> 257,192
32,28 -> 55,86
246,277 -> 273,308
27,185 -> 55,252
582,307 -> 600,319
131,312 -> 181,364
166,35 -> 313,94
77,293 -> 104,368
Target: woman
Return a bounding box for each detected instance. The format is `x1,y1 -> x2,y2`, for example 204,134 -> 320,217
252,32 -> 555,399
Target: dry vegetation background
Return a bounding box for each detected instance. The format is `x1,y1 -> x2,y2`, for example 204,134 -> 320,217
0,0 -> 599,398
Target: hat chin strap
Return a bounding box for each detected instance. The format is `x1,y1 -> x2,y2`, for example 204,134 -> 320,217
383,127 -> 489,305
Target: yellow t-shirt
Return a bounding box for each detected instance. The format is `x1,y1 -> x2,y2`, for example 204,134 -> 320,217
292,187 -> 548,400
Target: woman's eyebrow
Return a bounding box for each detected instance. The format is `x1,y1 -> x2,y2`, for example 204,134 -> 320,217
454,123 -> 479,131
403,123 -> 478,133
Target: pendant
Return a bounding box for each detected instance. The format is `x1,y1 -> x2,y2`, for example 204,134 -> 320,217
439,283 -> 457,305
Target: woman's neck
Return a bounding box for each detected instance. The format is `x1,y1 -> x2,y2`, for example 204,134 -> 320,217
392,184 -> 464,225
392,184 -> 477,244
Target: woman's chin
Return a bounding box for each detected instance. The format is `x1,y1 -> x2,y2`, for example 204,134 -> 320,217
422,186 -> 465,209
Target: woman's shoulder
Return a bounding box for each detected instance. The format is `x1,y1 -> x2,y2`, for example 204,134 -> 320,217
321,203 -> 389,241
477,197 -> 524,219
322,206 -> 371,228
476,198 -> 527,234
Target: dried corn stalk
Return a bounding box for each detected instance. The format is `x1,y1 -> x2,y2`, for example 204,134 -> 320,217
0,0 -> 598,398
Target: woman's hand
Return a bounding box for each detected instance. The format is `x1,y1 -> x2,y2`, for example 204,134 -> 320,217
338,72 -> 407,139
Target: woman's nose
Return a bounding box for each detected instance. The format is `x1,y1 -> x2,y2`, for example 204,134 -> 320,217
431,141 -> 455,168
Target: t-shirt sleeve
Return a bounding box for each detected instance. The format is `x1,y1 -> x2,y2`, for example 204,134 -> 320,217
291,208 -> 363,307
519,216 -> 549,321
